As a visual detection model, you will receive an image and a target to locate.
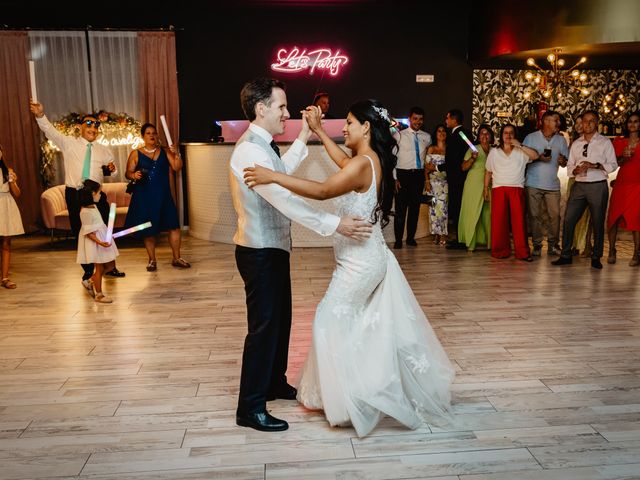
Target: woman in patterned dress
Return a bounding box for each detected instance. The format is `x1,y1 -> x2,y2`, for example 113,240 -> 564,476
425,124 -> 448,244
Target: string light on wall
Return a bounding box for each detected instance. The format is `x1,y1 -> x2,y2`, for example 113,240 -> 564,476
522,48 -> 590,103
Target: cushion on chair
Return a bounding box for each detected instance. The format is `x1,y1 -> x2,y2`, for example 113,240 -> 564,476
40,182 -> 130,232
40,185 -> 67,229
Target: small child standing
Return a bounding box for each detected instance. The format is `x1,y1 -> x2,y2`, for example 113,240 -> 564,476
77,180 -> 118,303
0,144 -> 24,289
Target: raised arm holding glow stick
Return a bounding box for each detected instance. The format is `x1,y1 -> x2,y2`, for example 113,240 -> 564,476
105,203 -> 117,243
29,61 -> 38,103
458,130 -> 478,153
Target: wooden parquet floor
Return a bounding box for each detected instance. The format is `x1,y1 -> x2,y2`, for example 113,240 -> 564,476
1,232 -> 639,480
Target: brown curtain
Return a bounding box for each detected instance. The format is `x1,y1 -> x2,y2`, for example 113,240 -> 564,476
0,31 -> 43,233
137,32 -> 179,145
137,31 -> 180,200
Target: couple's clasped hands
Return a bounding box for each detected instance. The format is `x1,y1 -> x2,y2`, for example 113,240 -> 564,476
294,105 -> 325,141
302,105 -> 324,134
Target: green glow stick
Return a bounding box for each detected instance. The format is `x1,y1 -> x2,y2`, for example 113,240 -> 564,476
458,131 -> 478,153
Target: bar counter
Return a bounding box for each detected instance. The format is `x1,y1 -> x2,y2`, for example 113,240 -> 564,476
184,142 -> 431,247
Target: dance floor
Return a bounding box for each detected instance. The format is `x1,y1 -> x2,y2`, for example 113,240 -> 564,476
1,232 -> 639,479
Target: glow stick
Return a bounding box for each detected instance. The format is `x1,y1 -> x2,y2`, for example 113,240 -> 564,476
458,130 -> 478,153
29,61 -> 38,102
112,222 -> 152,239
160,115 -> 173,146
105,203 -> 116,243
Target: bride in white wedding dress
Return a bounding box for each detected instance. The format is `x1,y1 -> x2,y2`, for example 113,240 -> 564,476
243,100 -> 455,437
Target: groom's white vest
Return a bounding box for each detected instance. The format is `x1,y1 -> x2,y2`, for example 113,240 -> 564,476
230,131 -> 292,252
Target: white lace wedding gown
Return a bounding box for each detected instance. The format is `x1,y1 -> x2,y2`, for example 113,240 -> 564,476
297,155 -> 455,437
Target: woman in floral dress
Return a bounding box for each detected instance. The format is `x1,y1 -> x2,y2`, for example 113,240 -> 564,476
425,124 -> 448,244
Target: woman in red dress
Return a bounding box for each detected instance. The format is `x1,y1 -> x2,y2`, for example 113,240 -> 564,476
607,111 -> 640,266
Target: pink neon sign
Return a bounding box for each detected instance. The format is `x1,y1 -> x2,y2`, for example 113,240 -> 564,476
271,47 -> 349,76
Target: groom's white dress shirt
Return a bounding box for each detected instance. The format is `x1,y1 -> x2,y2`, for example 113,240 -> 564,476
230,123 -> 340,252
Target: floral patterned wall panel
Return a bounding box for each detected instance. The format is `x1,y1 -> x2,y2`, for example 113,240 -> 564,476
472,69 -> 640,139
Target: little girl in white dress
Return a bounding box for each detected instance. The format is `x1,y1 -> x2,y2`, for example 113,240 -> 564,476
77,180 -> 119,303
0,146 -> 24,289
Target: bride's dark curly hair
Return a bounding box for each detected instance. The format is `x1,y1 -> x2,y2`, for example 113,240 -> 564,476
348,99 -> 398,228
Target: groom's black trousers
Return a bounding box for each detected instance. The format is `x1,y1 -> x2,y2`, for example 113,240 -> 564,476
235,245 -> 292,415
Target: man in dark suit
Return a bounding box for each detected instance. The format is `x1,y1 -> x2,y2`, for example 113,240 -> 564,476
444,109 -> 472,249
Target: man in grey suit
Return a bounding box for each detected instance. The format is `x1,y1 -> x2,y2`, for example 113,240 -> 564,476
229,77 -> 370,432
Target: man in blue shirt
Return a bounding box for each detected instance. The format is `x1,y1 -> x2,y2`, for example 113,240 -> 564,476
523,111 -> 569,256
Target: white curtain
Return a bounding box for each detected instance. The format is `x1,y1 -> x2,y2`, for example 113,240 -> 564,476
88,32 -> 139,179
28,31 -> 140,184
88,32 -> 139,119
28,31 -> 92,120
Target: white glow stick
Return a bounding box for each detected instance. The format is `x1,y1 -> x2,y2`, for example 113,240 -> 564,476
29,61 -> 38,103
105,203 -> 117,243
458,131 -> 478,153
160,115 -> 173,146
112,222 -> 152,239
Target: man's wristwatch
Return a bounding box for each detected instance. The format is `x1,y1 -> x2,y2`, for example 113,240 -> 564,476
595,162 -> 602,170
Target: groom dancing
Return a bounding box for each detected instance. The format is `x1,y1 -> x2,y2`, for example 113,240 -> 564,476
230,77 -> 371,432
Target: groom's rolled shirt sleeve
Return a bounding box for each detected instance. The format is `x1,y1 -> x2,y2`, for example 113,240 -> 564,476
231,143 -> 340,236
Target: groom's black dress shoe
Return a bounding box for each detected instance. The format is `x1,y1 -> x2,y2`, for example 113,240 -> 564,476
266,384 -> 297,401
236,411 -> 289,432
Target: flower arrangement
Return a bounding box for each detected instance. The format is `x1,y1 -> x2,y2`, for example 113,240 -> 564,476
51,110 -> 141,138
40,110 -> 142,188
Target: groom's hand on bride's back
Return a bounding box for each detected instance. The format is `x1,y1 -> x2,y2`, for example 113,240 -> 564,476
336,216 -> 373,240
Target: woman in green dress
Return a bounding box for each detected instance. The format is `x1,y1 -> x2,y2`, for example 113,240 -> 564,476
458,124 -> 494,251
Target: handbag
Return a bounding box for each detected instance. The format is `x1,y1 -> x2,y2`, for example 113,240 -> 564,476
125,167 -> 149,194
420,189 -> 436,206
125,180 -> 136,194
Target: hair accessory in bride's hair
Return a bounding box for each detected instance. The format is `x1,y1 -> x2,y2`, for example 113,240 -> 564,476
373,105 -> 391,124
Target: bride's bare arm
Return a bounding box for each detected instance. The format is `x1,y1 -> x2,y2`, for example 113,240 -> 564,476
244,156 -> 369,200
305,106 -> 350,169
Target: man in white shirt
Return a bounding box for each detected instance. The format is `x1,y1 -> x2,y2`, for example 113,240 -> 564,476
229,77 -> 371,432
30,102 -> 124,287
552,110 -> 618,269
393,107 -> 431,249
